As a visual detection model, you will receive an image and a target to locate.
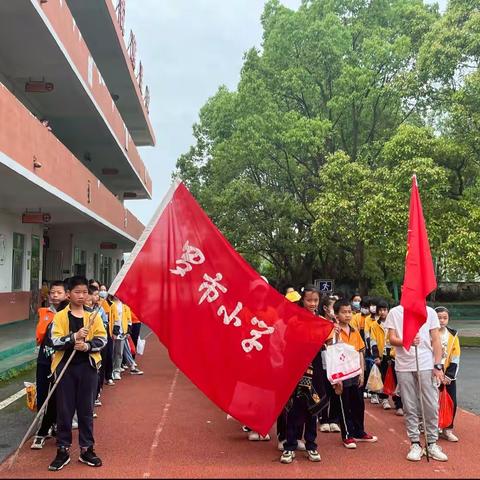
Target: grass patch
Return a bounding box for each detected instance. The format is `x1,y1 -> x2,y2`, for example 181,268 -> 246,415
460,336 -> 480,347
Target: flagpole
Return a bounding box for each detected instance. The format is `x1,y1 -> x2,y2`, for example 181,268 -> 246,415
414,345 -> 430,462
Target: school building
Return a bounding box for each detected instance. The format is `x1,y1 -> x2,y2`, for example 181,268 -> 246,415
0,0 -> 154,378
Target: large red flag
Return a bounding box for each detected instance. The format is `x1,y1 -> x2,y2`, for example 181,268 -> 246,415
400,176 -> 437,350
110,181 -> 333,435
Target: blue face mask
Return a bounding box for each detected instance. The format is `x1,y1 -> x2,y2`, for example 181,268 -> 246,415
352,301 -> 360,309
99,291 -> 108,299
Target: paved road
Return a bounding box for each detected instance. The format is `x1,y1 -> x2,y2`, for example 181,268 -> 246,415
457,348 -> 480,415
1,338 -> 479,478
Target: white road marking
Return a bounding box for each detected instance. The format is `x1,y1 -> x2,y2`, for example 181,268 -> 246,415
143,368 -> 179,478
0,388 -> 26,411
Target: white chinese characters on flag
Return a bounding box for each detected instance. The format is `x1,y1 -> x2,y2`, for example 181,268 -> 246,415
110,182 -> 332,435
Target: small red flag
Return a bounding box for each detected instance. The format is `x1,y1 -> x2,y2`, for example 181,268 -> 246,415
400,176 -> 437,350
110,181 -> 332,435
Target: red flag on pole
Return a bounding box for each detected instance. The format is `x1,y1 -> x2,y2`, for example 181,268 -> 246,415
400,175 -> 437,350
110,181 -> 333,435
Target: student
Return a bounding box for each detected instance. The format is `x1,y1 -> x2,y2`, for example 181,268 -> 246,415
130,310 -> 142,358
31,281 -> 68,449
331,298 -> 377,449
435,306 -> 460,442
351,293 -> 362,314
370,300 -> 403,414
98,286 -> 114,386
85,286 -> 109,405
318,295 -> 341,433
48,276 -> 107,471
364,297 -> 381,404
280,285 -> 325,464
109,296 -> 132,380
385,303 -> 447,462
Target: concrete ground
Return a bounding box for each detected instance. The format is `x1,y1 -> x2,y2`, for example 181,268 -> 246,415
1,337 -> 479,479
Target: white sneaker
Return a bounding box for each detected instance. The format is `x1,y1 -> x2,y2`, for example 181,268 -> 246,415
382,399 -> 392,410
248,432 -> 270,441
106,379 -> 115,386
319,423 -> 330,432
280,450 -> 295,464
363,391 -> 368,399
71,420 -> 78,430
31,436 -> 46,449
306,449 -> 321,462
112,372 -> 121,380
329,423 -> 341,432
94,399 -> 102,407
395,408 -> 404,416
427,443 -> 448,461
130,368 -> 144,375
277,440 -> 285,451
440,429 -> 458,442
370,394 -> 380,404
297,440 -> 306,451
406,443 -> 424,461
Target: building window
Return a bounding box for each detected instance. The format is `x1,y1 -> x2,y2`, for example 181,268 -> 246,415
12,233 -> 25,291
73,247 -> 87,277
93,253 -> 98,280
100,255 -> 112,286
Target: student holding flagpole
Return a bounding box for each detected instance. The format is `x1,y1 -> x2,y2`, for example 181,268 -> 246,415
384,175 -> 447,463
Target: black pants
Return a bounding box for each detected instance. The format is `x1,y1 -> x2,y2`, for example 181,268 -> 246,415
56,361 -> 98,448
284,395 -> 317,451
104,335 -> 114,383
444,381 -> 457,429
339,381 -> 366,440
130,323 -> 141,359
36,362 -> 56,437
319,377 -> 340,424
97,346 -> 108,397
277,407 -> 304,442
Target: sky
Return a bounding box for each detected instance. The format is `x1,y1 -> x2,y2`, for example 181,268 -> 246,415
124,0 -> 447,226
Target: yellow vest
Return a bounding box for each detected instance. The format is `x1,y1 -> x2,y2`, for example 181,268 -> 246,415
369,320 -> 396,359
442,328 -> 461,372
109,302 -> 131,336
50,306 -> 106,373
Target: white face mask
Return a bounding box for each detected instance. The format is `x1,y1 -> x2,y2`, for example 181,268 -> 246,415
361,307 -> 369,315
99,291 -> 108,299
369,306 -> 377,314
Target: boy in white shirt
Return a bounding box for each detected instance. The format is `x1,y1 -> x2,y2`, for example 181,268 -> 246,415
384,305 -> 447,462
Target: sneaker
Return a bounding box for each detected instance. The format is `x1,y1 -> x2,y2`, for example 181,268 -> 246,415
106,379 -> 115,386
343,438 -> 357,449
48,446 -> 70,471
440,429 -> 458,442
319,423 -> 331,433
280,450 -> 295,464
382,399 -> 392,410
277,440 -> 285,451
79,446 -> 102,467
242,425 -> 252,433
297,439 -> 306,451
363,391 -> 368,399
354,433 -> 378,443
395,408 -> 404,416
48,425 -> 57,437
130,368 -> 144,375
93,412 -> 98,418
248,431 -> 271,441
307,449 -> 321,462
427,443 -> 448,462
329,423 -> 341,433
112,372 -> 121,380
407,443 -> 424,461
370,394 -> 380,404
72,420 -> 79,430
94,399 -> 102,407
31,436 -> 46,450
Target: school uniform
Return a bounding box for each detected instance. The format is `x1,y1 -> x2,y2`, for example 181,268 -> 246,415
370,320 -> 402,409
440,326 -> 460,428
333,325 -> 367,440
130,310 -> 142,359
51,306 -> 106,449
109,301 -> 132,375
284,351 -> 327,451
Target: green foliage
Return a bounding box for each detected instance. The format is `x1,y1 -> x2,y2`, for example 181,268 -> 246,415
175,0 -> 480,295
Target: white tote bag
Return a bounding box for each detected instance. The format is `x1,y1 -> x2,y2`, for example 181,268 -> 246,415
136,337 -> 146,355
325,342 -> 362,384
